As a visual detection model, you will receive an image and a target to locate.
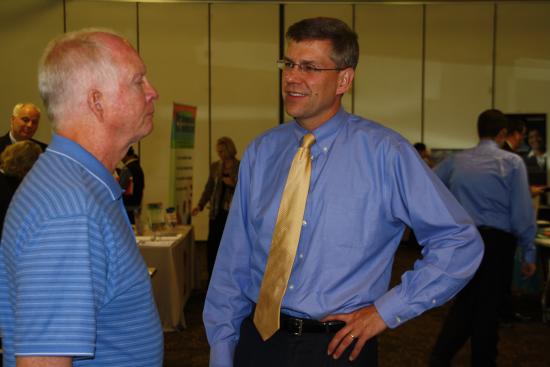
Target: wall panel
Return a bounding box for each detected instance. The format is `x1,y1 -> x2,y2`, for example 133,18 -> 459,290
66,0 -> 137,46
355,4 -> 423,143
424,4 -> 494,149
0,0 -> 63,144
140,3 -> 210,239
495,3 -> 550,140
210,3 -> 278,149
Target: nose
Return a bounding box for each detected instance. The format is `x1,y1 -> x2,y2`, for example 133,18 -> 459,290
283,66 -> 302,84
144,77 -> 159,101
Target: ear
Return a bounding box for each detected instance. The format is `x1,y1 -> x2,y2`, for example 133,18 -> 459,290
88,89 -> 104,122
336,68 -> 355,95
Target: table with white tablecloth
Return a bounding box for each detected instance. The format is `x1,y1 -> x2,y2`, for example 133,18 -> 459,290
137,225 -> 194,331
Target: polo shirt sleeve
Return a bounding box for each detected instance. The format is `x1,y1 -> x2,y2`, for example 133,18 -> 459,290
15,216 -> 97,357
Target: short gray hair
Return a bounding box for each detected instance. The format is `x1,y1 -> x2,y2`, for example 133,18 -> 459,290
12,103 -> 41,117
38,28 -> 124,126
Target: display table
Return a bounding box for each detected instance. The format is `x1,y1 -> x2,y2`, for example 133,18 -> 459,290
136,225 -> 194,331
535,236 -> 550,322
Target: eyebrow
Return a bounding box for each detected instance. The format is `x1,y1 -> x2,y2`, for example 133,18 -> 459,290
283,56 -> 317,65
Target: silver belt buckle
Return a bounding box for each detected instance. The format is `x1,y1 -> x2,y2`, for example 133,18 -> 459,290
292,318 -> 303,336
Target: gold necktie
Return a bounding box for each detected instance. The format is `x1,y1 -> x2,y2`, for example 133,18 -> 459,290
253,133 -> 316,341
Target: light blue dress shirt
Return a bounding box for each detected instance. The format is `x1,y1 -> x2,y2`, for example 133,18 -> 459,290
203,109 -> 483,367
434,139 -> 536,263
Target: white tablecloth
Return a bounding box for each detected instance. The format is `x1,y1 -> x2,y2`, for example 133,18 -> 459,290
137,225 -> 194,331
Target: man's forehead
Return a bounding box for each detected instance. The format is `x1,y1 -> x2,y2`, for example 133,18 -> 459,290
17,105 -> 40,116
285,39 -> 333,59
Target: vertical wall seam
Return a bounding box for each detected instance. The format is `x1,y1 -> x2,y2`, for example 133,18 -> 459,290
136,2 -> 140,54
491,3 -> 498,109
136,2 -> 141,157
351,3 -> 356,115
208,3 -> 212,164
62,0 -> 67,33
278,4 -> 285,125
421,4 -> 426,143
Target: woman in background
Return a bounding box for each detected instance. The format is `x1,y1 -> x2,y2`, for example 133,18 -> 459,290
192,137 -> 239,278
0,140 -> 42,239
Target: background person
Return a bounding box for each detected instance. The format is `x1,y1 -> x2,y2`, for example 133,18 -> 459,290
0,140 -> 42,239
192,136 -> 239,278
204,17 -> 483,367
500,118 -> 532,324
502,118 -> 526,153
430,109 -> 537,366
118,146 -> 145,224
0,103 -> 47,155
413,142 -> 435,168
0,29 -> 162,367
524,128 -> 547,188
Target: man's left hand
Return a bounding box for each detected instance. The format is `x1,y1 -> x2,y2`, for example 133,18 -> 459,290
321,304 -> 387,361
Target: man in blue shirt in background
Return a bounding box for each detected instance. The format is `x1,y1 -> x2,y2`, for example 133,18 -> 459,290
204,17 -> 484,367
430,109 -> 537,366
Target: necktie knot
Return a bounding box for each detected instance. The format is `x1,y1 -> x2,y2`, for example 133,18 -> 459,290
302,133 -> 316,149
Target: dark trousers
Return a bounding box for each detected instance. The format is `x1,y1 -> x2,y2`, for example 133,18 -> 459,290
430,227 -> 516,367
499,241 -> 518,320
207,210 -> 228,278
234,316 -> 378,367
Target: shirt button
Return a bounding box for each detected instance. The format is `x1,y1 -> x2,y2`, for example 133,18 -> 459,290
311,154 -> 314,160
323,146 -> 328,152
302,220 -> 307,226
396,316 -> 402,324
299,253 -> 304,259
432,299 -> 436,305
289,284 -> 294,290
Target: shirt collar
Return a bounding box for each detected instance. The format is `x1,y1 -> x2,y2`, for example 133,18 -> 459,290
477,139 -> 500,149
47,134 -> 122,201
8,131 -> 17,144
528,150 -> 548,158
292,108 -> 348,151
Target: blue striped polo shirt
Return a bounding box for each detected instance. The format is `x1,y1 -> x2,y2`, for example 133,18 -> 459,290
0,134 -> 163,366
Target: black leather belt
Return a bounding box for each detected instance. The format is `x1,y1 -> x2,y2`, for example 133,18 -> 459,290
280,313 -> 345,336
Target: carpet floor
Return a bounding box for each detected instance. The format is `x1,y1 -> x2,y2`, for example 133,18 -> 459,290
163,244 -> 550,367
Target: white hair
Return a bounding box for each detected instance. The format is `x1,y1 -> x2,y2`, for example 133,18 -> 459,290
12,103 -> 41,117
37,28 -> 125,127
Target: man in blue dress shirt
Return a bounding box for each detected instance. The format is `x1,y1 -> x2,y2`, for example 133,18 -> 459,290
430,109 -> 537,366
203,17 -> 484,367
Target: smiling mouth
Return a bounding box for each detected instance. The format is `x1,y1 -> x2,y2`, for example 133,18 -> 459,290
287,92 -> 308,97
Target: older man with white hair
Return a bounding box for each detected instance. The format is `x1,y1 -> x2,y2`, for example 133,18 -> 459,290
0,29 -> 162,367
0,102 -> 47,155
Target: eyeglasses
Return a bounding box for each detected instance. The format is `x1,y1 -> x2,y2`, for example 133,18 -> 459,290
276,59 -> 345,73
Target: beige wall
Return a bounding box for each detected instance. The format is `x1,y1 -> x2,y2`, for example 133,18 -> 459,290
2,1 -> 550,239
355,4 -> 423,143
424,3 -> 494,148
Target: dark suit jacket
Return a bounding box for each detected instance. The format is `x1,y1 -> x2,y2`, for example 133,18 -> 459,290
524,154 -> 547,186
0,172 -> 21,239
0,132 -> 48,156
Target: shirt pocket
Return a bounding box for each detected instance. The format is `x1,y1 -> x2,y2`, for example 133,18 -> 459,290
321,196 -> 368,249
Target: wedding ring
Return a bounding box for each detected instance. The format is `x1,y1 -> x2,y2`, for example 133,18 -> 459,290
349,333 -> 356,339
